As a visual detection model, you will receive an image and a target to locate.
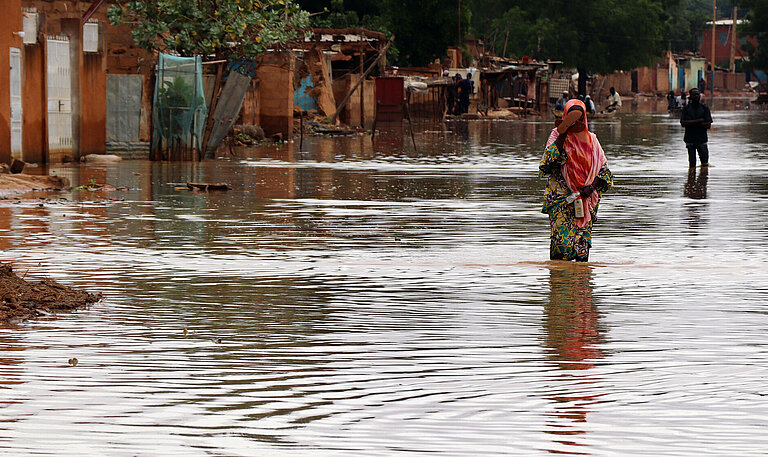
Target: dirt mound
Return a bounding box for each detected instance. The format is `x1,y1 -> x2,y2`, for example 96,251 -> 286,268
0,174 -> 68,197
0,264 -> 101,323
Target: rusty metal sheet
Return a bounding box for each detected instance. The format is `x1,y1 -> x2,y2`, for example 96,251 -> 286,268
206,71 -> 252,153
106,74 -> 142,143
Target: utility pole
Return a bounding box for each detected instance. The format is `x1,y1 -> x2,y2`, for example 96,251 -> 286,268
711,0 -> 716,95
458,0 -> 462,47
730,6 -> 738,72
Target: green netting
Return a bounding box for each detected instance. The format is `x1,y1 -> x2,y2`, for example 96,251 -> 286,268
152,54 -> 207,152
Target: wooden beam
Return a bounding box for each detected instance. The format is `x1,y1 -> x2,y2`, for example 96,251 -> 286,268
331,38 -> 393,124
82,0 -> 106,23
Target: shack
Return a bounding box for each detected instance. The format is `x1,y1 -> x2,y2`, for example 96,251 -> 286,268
480,62 -> 549,113
293,28 -> 387,129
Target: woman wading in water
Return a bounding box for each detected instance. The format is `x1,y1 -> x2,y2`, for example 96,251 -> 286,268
539,99 -> 613,261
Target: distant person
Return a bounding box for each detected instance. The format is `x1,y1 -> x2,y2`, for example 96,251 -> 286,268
674,92 -> 683,108
680,88 -> 713,168
554,92 -> 568,111
698,78 -> 706,92
680,90 -> 687,106
446,75 -> 458,115
584,95 -> 596,114
539,99 -> 614,262
466,72 -> 475,94
456,74 -> 472,114
605,87 -> 622,112
667,91 -> 677,110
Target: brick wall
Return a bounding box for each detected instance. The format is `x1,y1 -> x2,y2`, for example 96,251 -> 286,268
254,52 -> 295,139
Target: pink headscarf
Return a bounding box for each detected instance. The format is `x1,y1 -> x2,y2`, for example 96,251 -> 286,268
547,99 -> 607,227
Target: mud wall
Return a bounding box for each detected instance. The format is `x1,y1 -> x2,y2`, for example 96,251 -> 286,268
332,74 -> 375,128
0,0 -> 24,164
253,52 -> 295,139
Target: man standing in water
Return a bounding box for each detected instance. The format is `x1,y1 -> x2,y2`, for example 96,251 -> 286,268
680,88 -> 713,168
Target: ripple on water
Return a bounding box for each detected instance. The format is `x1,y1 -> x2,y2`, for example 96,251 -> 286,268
1,111 -> 768,455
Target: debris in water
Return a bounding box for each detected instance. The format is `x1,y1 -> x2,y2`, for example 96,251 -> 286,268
187,182 -> 230,191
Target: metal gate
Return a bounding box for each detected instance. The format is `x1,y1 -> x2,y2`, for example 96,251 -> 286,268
106,74 -> 142,143
46,36 -> 73,156
9,47 -> 22,159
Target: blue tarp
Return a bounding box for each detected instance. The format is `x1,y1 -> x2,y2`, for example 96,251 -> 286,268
294,75 -> 318,111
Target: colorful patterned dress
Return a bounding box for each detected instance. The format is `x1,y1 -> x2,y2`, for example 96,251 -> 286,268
539,140 -> 613,261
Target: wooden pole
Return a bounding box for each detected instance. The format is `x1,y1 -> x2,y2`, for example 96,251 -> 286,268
299,111 -> 304,150
371,100 -> 378,145
458,0 -> 461,47
201,61 -> 224,159
405,91 -> 417,152
360,43 -> 365,128
502,29 -> 509,58
730,7 -> 738,72
331,38 -> 393,124
711,0 -> 716,95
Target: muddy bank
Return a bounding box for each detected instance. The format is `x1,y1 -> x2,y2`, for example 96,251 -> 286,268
0,264 -> 101,323
0,174 -> 68,197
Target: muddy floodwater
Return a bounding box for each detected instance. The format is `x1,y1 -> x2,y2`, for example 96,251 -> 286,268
2,104 -> 768,455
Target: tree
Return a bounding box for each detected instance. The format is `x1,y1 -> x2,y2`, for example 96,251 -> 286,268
471,0 -> 666,95
298,0 -> 470,66
107,0 -> 310,59
383,0 -> 471,66
660,0 -> 710,53
307,0 -> 400,61
738,0 -> 768,75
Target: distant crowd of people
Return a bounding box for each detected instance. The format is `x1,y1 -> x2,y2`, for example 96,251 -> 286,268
668,78 -> 708,111
445,71 -> 474,115
554,87 -> 622,114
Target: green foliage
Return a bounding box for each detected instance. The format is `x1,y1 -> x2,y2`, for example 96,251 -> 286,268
661,0 -> 710,52
383,0 -> 470,66
299,0 -> 469,66
156,77 -> 204,140
107,0 -> 310,58
309,0 -> 400,62
738,0 -> 768,72
470,0 -> 666,74
159,77 -> 203,109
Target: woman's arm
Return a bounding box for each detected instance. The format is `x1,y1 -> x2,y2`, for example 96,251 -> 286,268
539,135 -> 568,176
593,164 -> 614,193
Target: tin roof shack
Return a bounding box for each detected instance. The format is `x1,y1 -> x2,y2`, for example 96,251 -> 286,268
295,28 -> 387,129
405,76 -> 453,121
480,62 -> 549,114
388,67 -> 448,120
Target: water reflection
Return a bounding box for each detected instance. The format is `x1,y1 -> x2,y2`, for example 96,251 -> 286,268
683,167 -> 709,240
543,264 -> 604,454
684,166 -> 709,200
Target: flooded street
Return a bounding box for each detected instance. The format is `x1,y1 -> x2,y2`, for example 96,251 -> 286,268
2,105 -> 768,455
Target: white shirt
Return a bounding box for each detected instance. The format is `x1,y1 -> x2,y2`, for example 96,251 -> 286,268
608,91 -> 622,107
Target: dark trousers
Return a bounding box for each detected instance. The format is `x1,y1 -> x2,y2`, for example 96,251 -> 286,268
686,142 -> 709,167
